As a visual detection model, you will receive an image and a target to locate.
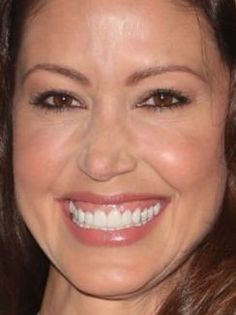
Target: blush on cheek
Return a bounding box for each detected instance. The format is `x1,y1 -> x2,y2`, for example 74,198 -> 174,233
13,128 -> 66,192
138,127 -> 226,190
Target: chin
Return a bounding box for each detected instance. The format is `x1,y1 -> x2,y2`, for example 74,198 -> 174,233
56,262 -> 160,299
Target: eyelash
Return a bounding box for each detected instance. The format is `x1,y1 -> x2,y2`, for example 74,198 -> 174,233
30,89 -> 84,111
30,88 -> 190,113
137,88 -> 190,111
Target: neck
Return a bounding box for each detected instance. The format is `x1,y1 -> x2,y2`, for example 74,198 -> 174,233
39,266 -> 175,315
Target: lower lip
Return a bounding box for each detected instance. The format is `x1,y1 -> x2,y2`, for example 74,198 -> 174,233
63,202 -> 167,247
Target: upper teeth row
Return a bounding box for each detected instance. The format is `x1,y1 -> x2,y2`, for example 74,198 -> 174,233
69,201 -> 161,231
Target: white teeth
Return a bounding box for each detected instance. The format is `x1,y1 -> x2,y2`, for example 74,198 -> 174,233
107,210 -> 122,228
132,208 -> 141,225
78,209 -> 85,224
148,207 -> 154,219
70,200 -> 77,214
154,203 -> 161,216
141,208 -> 148,222
69,201 -> 162,231
94,210 -> 107,228
121,210 -> 132,227
85,212 -> 93,226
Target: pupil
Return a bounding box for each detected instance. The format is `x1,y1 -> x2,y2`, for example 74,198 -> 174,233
54,95 -> 71,106
156,94 -> 172,107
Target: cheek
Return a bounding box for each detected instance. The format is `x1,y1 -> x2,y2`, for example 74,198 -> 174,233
130,119 -> 227,259
12,113 -> 81,256
132,119 -> 226,191
132,120 -> 227,249
14,132 -> 60,191
13,114 -> 76,195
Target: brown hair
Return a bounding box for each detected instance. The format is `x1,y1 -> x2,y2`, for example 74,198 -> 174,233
0,1 -> 236,314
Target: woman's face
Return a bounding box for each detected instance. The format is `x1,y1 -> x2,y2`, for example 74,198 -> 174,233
13,0 -> 229,299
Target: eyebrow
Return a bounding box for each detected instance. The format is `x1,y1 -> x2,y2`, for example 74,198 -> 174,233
22,63 -> 207,87
22,63 -> 91,86
126,65 -> 207,85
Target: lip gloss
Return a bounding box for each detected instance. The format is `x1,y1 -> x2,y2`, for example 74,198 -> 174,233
61,193 -> 169,247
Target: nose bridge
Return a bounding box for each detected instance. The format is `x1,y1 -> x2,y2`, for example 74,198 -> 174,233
89,115 -> 122,154
77,108 -> 137,181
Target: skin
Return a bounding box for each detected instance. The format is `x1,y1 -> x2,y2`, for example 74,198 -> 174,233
12,0 -> 230,314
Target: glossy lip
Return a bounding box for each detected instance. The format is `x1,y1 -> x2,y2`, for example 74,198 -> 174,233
61,192 -> 170,247
61,191 -> 167,204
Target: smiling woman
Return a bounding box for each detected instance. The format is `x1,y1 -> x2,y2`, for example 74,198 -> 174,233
1,0 -> 236,315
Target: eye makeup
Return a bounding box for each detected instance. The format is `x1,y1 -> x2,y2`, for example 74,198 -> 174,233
136,88 -> 191,112
29,86 -> 191,115
29,89 -> 85,112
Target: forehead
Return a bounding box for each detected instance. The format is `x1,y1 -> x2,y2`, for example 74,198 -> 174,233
18,0 -> 224,84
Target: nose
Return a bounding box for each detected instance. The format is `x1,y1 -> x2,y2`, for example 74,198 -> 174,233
77,118 -> 137,181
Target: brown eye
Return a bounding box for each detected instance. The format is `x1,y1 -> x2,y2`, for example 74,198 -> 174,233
52,95 -> 74,107
46,94 -> 80,108
152,94 -> 178,108
31,90 -> 82,111
137,89 -> 189,111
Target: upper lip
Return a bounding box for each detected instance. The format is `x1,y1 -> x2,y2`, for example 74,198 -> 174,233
60,192 -> 169,205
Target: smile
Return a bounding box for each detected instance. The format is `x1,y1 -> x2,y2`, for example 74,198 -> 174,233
63,193 -> 169,246
69,200 -> 161,231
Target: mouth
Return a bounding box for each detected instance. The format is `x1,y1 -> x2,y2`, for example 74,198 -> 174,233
69,200 -> 161,231
62,193 -> 169,246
